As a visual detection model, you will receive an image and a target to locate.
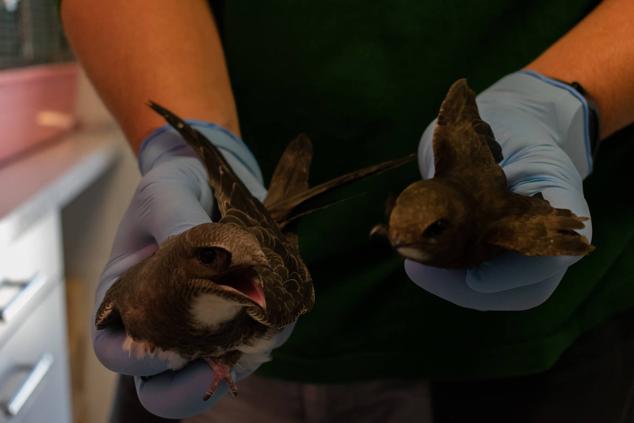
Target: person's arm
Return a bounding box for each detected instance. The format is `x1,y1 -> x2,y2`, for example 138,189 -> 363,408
406,1 -> 634,310
61,0 -> 240,152
527,0 -> 634,139
61,1 -> 282,417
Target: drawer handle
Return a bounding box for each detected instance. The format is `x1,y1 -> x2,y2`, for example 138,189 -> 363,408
2,353 -> 54,417
0,274 -> 48,323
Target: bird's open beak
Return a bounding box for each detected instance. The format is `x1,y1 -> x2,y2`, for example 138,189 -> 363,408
213,267 -> 267,310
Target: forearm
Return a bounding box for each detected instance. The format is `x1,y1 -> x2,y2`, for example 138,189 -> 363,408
526,0 -> 634,140
61,0 -> 240,153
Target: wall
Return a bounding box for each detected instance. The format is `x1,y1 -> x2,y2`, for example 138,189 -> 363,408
61,69 -> 140,423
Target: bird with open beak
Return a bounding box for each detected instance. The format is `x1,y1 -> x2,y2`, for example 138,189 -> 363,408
95,102 -> 415,401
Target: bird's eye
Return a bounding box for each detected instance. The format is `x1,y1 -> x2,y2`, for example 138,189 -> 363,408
196,248 -> 218,264
195,247 -> 232,271
422,219 -> 449,238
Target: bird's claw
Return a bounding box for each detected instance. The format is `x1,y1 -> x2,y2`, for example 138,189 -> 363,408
203,357 -> 238,400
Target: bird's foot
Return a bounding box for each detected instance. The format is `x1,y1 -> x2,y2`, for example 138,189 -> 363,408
203,357 -> 238,401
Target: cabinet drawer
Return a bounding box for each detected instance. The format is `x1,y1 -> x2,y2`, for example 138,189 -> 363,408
0,283 -> 71,423
0,211 -> 62,345
0,210 -> 62,283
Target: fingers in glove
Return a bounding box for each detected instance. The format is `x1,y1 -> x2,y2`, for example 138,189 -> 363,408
135,360 -> 227,419
404,260 -> 565,311
93,326 -> 175,376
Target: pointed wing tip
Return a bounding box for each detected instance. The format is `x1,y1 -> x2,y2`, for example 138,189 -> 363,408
144,101 -> 210,153
451,77 -> 469,89
146,99 -> 165,115
295,132 -> 312,143
264,132 -> 315,210
292,132 -> 314,153
437,77 -> 477,126
145,100 -> 187,130
447,78 -> 472,97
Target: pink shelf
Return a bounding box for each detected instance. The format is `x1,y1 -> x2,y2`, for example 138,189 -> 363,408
0,63 -> 79,164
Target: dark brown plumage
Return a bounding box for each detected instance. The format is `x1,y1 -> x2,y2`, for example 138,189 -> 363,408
95,103 -> 415,400
373,78 -> 594,268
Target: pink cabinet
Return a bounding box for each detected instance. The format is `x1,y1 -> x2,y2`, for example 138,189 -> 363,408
0,63 -> 78,164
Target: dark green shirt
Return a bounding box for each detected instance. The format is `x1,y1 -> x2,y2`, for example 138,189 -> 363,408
216,0 -> 633,382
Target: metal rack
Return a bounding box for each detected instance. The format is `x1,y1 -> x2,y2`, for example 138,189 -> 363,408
0,0 -> 73,70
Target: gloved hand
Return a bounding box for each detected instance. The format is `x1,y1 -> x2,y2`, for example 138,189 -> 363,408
405,71 -> 594,311
92,121 -> 291,418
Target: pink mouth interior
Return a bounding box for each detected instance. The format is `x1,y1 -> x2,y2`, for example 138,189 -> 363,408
215,270 -> 266,309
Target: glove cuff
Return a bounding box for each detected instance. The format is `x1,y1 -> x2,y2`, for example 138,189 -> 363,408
481,70 -> 595,178
138,120 -> 264,184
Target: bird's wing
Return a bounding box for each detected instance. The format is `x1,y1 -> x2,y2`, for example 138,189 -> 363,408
147,101 -> 284,238
266,153 -> 416,226
432,79 -> 503,178
264,133 -> 313,211
484,195 -> 594,256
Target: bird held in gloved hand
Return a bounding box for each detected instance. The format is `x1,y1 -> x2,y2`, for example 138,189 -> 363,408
95,102 -> 415,400
371,78 -> 594,268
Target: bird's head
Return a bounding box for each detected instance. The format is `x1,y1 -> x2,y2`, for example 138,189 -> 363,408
163,223 -> 269,313
383,179 -> 471,266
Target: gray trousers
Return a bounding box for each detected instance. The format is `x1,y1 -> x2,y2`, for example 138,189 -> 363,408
112,308 -> 634,423
183,376 -> 432,423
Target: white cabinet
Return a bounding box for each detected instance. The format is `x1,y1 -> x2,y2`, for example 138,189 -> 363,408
0,211 -> 71,423
0,121 -> 120,423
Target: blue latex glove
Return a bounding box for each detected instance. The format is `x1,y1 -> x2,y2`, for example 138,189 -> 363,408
92,122 -> 293,418
405,71 -> 594,311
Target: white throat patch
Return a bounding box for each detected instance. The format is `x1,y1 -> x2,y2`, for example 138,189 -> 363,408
190,293 -> 243,328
